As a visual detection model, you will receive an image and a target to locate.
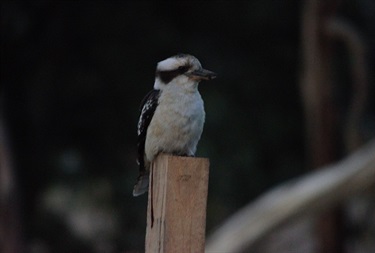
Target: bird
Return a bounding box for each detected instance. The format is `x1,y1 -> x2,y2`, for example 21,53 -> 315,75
133,54 -> 216,196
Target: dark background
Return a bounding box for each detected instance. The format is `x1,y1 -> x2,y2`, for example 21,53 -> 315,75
1,1 -> 374,252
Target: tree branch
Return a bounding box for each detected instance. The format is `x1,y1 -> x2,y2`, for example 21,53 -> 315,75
206,140 -> 375,253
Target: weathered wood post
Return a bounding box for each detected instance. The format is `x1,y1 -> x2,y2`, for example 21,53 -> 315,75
145,154 -> 210,253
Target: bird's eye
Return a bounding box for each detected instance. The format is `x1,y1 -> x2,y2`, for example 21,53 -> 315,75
178,66 -> 189,73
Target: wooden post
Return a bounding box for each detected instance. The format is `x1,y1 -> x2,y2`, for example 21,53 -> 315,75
145,154 -> 209,253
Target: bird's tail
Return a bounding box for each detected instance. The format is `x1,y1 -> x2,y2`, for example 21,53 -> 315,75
133,173 -> 149,197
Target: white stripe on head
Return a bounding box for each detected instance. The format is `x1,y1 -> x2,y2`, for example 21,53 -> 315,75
157,57 -> 182,71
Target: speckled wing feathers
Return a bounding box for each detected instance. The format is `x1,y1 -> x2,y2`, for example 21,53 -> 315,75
136,89 -> 160,175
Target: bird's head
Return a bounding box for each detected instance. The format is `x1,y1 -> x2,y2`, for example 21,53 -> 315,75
154,54 -> 216,91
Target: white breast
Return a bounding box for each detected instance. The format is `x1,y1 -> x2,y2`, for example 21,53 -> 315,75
144,87 -> 205,162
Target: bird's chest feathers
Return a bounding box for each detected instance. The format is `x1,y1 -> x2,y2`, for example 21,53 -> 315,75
156,91 -> 204,130
147,88 -> 205,145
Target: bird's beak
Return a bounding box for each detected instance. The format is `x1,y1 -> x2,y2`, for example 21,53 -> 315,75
186,68 -> 217,81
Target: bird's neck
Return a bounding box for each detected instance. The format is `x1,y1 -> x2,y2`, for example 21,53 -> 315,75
155,79 -> 199,94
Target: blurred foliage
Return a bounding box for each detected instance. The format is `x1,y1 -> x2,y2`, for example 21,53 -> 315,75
1,1 -> 374,252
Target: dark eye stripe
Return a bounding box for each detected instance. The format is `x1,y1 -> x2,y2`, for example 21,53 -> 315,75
156,65 -> 190,84
177,65 -> 190,73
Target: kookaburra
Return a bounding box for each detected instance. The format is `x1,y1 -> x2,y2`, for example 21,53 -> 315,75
133,54 -> 216,196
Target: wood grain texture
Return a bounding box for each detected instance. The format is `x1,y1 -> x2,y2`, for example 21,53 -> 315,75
145,154 -> 209,253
